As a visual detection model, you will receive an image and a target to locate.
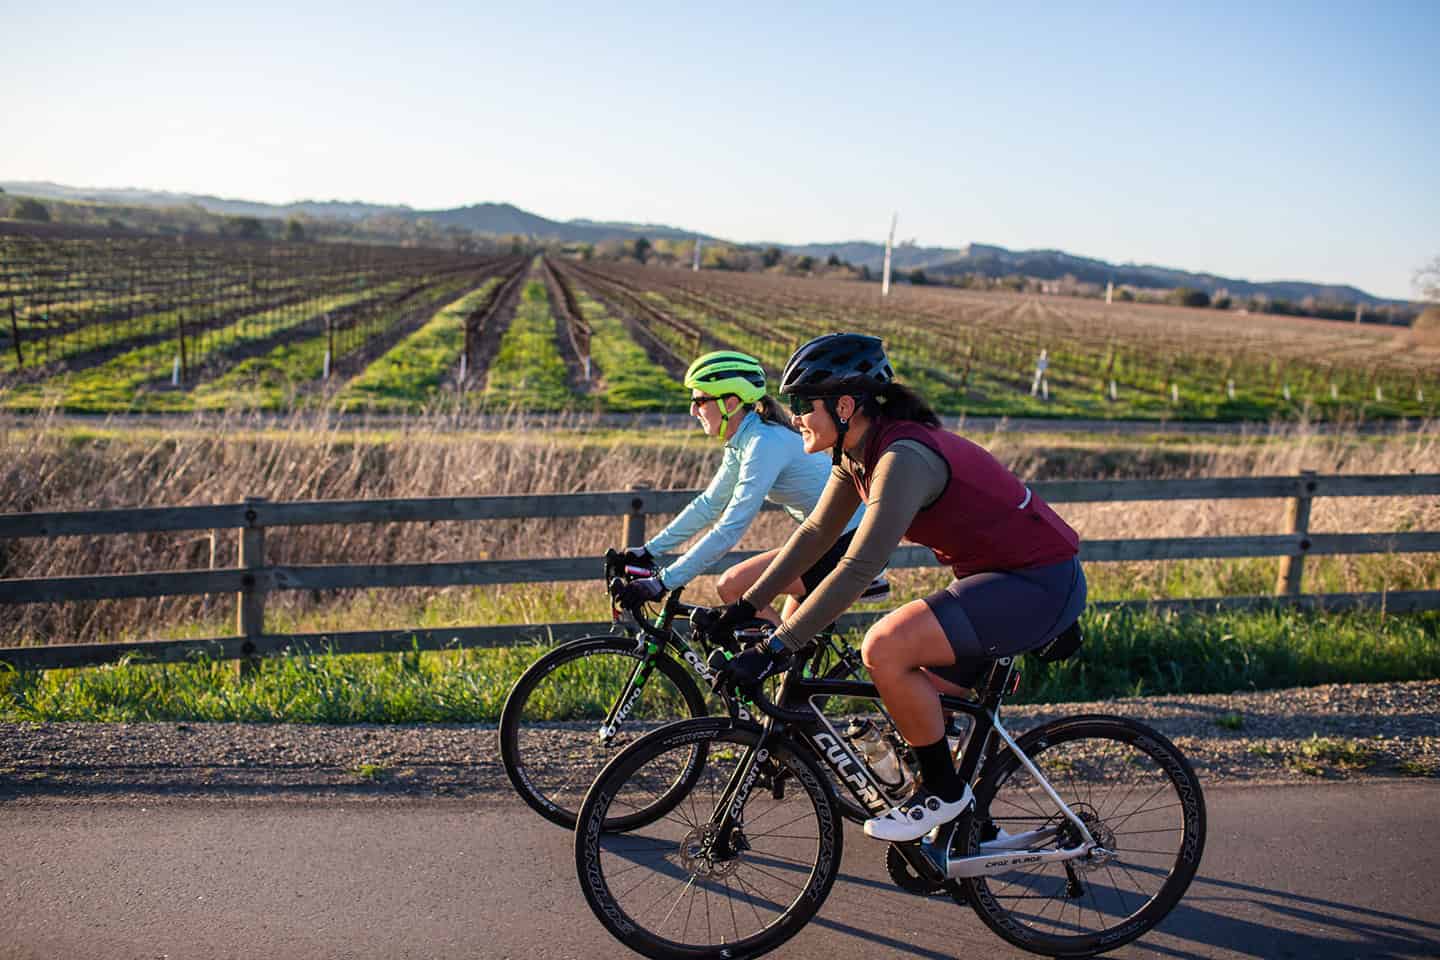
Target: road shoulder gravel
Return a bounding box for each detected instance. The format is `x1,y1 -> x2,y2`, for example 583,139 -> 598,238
2,679 -> 1435,805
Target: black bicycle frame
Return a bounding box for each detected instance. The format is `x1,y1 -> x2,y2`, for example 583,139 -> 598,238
703,653 -> 1022,880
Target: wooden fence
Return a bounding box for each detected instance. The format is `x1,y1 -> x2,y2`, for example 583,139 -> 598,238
2,472 -> 1439,671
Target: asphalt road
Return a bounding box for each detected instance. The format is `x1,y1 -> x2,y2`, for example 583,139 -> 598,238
3,781 -> 1438,960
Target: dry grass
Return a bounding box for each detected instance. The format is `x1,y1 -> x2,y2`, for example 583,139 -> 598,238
1,410 -> 1437,646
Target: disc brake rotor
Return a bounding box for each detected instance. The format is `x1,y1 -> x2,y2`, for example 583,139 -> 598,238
676,825 -> 743,880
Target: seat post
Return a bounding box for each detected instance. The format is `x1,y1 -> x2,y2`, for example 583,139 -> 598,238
981,657 -> 1016,706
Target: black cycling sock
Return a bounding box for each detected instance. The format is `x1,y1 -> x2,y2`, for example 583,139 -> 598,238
911,737 -> 966,803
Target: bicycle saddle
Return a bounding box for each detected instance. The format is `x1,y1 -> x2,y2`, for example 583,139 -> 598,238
1033,620 -> 1083,663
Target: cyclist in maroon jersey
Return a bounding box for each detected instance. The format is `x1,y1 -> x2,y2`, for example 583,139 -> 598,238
709,333 -> 1087,842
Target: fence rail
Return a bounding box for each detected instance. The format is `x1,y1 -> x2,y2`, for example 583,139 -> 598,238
2,472 -> 1438,671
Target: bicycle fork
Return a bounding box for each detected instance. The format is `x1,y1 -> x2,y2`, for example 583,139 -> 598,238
695,722 -> 781,862
597,643 -> 661,741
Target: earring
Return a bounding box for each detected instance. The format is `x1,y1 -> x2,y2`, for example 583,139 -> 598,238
839,417 -> 848,426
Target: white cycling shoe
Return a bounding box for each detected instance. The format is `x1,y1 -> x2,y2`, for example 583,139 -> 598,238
863,784 -> 973,843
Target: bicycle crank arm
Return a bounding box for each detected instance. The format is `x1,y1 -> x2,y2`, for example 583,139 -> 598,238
946,842 -> 1097,879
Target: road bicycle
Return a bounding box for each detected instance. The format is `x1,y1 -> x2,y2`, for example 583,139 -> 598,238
498,549 -> 888,830
574,617 -> 1207,959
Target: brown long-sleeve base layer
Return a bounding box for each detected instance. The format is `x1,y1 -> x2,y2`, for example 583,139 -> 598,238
742,435 -> 948,651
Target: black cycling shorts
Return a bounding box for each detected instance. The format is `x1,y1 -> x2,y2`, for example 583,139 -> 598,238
799,529 -> 858,595
922,557 -> 1086,688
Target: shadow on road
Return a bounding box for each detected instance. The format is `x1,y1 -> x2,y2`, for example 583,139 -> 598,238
819,864 -> 1440,959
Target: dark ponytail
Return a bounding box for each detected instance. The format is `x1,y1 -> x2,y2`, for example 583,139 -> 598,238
860,382 -> 940,427
753,395 -> 797,431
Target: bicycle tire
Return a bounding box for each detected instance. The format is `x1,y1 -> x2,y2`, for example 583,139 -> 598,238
499,635 -> 709,830
959,715 -> 1206,957
576,717 -> 844,960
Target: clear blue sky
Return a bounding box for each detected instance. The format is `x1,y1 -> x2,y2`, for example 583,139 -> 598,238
5,1 -> 1437,299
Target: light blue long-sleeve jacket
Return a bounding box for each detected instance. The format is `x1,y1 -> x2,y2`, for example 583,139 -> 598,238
645,412 -> 864,588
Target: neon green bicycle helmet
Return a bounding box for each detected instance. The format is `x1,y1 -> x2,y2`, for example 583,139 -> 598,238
684,350 -> 767,440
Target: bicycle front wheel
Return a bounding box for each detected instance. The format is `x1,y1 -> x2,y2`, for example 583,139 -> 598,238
499,636 -> 708,829
960,715 -> 1206,958
576,718 -> 843,960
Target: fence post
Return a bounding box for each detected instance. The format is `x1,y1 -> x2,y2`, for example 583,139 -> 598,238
623,484 -> 650,548
1275,469 -> 1317,596
236,496 -> 268,677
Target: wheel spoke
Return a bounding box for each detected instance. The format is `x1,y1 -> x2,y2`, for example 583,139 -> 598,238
962,721 -> 1204,954
582,727 -> 837,953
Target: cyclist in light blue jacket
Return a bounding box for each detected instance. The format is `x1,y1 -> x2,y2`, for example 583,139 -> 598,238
617,350 -> 873,623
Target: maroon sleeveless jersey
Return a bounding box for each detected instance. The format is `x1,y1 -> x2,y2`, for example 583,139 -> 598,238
854,419 -> 1079,578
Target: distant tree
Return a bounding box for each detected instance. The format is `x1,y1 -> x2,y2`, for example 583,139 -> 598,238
796,255 -> 815,272
909,269 -> 928,285
578,242 -> 594,261
1212,295 -> 1232,310
762,246 -> 782,269
222,216 -> 266,240
12,197 -> 50,222
1416,255 -> 1440,303
1169,287 -> 1210,308
826,253 -> 842,268
858,264 -> 872,282
632,236 -> 651,264
285,217 -> 306,242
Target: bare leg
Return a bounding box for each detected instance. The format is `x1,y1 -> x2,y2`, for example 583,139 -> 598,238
921,668 -> 975,700
715,548 -> 806,625
779,594 -> 801,621
860,599 -> 956,746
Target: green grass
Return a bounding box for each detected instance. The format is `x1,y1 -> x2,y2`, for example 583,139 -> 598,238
1286,735 -> 1375,776
1016,607 -> 1440,703
2,285 -> 404,412
0,281 -> 259,375
575,291 -> 682,410
1,606 -> 1435,723
351,761 -> 392,781
635,286 -> 1438,422
1397,759 -> 1437,778
1215,711 -> 1246,731
191,276 -> 479,411
480,279 -> 576,411
335,279 -> 500,411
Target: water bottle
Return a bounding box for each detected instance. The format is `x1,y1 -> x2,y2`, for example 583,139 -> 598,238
845,718 -> 908,790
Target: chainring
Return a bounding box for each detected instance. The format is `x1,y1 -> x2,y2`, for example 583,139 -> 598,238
886,844 -> 945,895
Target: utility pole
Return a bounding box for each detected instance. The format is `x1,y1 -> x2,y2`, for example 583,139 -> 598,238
692,237 -> 702,272
881,213 -> 897,297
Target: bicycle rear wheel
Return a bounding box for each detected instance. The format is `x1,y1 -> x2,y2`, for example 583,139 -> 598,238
576,718 -> 843,960
499,636 -> 708,829
960,715 -> 1206,957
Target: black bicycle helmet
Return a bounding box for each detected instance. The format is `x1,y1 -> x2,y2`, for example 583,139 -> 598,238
779,333 -> 893,398
780,333 -> 894,464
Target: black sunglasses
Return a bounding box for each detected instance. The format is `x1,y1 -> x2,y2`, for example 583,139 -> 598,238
783,394 -> 827,416
689,395 -> 719,411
